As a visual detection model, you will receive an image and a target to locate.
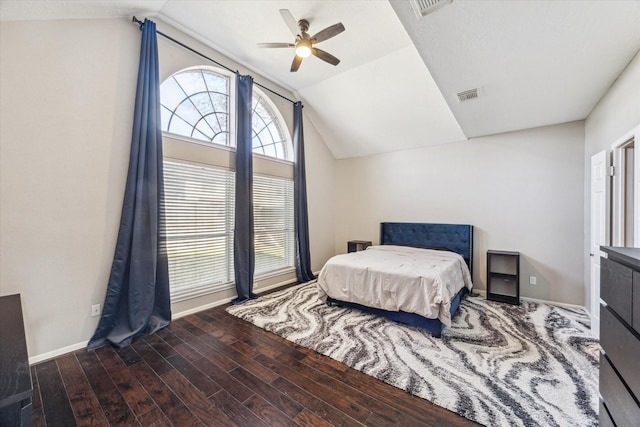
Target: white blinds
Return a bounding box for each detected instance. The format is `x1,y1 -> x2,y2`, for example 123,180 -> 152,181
254,174 -> 295,276
162,160 -> 294,300
163,160 -> 235,299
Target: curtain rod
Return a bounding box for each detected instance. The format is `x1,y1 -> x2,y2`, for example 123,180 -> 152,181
132,16 -> 297,105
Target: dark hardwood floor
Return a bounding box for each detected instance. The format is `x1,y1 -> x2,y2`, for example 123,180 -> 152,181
31,292 -> 479,426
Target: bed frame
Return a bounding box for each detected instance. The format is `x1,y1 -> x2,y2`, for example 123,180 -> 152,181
327,222 -> 474,337
380,222 -> 473,273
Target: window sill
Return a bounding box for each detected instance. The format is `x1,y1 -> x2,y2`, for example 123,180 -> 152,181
170,266 -> 296,303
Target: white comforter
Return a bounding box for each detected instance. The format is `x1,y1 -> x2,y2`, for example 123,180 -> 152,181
317,245 -> 473,326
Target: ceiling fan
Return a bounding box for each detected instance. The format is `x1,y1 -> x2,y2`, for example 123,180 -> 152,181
258,9 -> 345,72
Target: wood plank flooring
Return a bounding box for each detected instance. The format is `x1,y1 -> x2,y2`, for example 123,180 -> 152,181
31,289 -> 480,426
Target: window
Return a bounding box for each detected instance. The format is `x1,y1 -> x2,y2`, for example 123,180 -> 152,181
161,68 -> 230,146
160,67 -> 295,301
160,67 -> 290,161
163,161 -> 235,299
254,174 -> 294,275
252,94 -> 289,159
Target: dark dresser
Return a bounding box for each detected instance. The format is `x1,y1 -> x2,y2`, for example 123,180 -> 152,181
0,294 -> 32,427
599,247 -> 640,427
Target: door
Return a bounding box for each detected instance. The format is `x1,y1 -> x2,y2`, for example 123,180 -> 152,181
610,131 -> 639,247
590,150 -> 609,338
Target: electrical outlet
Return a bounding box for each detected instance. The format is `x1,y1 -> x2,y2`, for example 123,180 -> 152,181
529,276 -> 537,285
91,304 -> 101,317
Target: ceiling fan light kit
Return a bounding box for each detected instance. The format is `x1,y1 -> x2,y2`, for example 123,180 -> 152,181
257,9 -> 345,72
295,39 -> 312,58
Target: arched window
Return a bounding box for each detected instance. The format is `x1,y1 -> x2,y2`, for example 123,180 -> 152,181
252,94 -> 289,159
160,67 -> 291,161
161,67 -> 230,146
159,66 -> 295,301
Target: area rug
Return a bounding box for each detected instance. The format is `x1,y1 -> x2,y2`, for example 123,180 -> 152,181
226,282 -> 600,427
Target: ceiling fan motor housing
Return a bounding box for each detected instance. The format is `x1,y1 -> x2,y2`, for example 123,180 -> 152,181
298,19 -> 310,33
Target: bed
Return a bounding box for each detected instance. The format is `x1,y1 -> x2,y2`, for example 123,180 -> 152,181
317,222 -> 474,337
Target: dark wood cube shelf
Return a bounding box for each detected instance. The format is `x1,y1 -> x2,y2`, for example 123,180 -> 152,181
487,250 -> 520,305
348,240 -> 371,253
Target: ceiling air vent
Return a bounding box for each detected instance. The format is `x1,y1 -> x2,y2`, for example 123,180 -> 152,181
456,88 -> 478,103
410,0 -> 452,19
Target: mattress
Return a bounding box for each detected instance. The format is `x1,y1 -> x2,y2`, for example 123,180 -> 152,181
317,245 -> 473,326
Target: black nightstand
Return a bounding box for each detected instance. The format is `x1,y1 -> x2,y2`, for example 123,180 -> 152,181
486,250 -> 520,305
348,240 -> 372,253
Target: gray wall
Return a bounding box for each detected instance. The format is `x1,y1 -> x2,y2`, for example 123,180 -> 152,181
0,17 -> 336,360
583,51 -> 640,314
335,122 -> 585,305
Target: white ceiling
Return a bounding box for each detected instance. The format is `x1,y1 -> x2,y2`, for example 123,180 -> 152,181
1,1 -> 639,159
390,0 -> 640,139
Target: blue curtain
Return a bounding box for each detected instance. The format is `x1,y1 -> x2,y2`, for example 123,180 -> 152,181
88,19 -> 170,350
232,74 -> 257,304
293,102 -> 315,283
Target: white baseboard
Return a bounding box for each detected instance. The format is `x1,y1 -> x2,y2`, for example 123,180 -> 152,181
30,340 -> 88,365
472,289 -> 586,311
519,296 -> 585,311
29,275 -> 304,364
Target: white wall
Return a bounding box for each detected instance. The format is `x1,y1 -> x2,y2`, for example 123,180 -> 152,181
0,17 -> 336,359
335,122 -> 585,305
0,18 -> 138,360
583,51 -> 640,313
5,15 -> 630,360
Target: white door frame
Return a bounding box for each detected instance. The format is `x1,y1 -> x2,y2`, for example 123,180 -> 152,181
590,150 -> 609,339
611,124 -> 640,246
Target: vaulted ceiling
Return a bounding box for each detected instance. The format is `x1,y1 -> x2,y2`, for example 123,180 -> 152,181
2,0 -> 639,159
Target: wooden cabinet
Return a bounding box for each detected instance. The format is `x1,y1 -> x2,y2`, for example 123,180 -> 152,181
486,250 -> 519,305
599,247 -> 640,427
347,240 -> 371,253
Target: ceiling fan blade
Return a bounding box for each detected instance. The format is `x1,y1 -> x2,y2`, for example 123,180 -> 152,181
257,43 -> 295,48
290,55 -> 303,72
311,48 -> 340,66
311,22 -> 345,44
279,9 -> 300,36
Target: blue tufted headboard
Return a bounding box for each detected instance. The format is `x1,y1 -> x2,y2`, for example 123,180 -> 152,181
380,222 -> 474,273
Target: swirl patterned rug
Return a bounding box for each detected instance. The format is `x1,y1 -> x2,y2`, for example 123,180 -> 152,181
226,282 -> 600,427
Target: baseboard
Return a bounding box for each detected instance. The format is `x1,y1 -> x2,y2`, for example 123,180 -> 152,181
519,296 -> 585,311
30,340 -> 88,365
30,275 -> 304,364
472,289 -> 586,311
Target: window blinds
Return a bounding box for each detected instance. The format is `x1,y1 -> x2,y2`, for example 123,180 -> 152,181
162,160 -> 294,300
163,160 -> 235,299
254,174 -> 295,276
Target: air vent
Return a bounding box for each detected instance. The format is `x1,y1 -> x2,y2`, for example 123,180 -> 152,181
456,88 -> 478,103
410,0 -> 452,19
